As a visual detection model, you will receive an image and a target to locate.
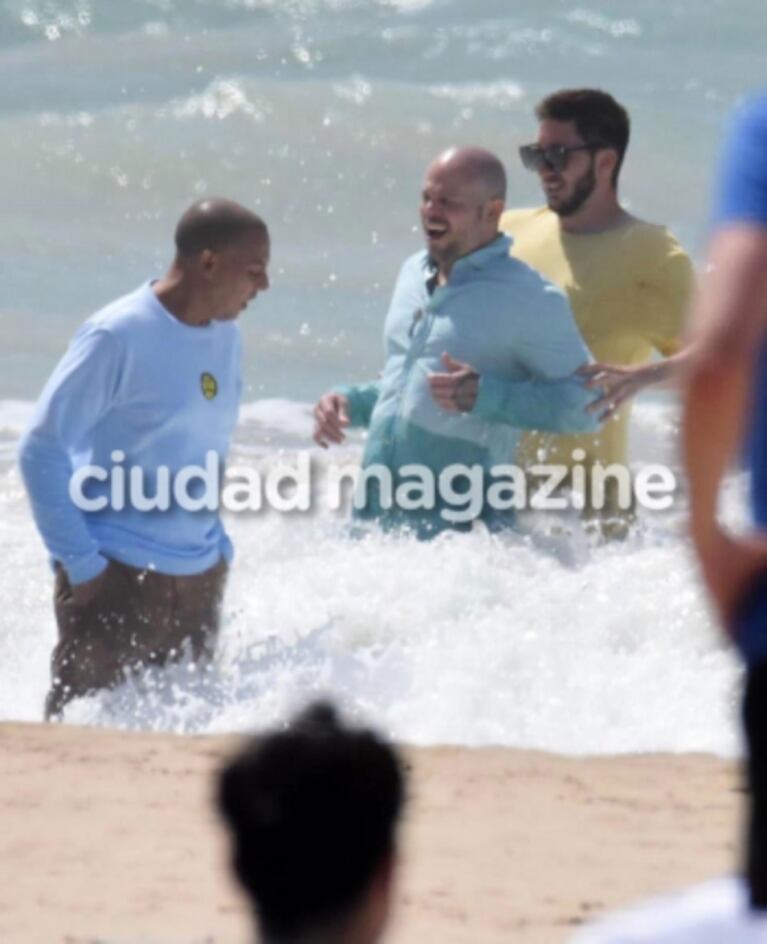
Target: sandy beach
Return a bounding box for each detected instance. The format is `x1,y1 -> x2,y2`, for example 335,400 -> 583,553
0,722 -> 743,944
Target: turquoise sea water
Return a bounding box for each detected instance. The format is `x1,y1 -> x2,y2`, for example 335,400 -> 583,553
0,0 -> 759,749
1,0 -> 763,400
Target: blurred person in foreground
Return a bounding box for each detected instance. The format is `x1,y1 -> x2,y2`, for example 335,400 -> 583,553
569,93 -> 767,942
313,146 -> 598,536
19,199 -> 270,719
217,702 -> 406,944
503,89 -> 694,530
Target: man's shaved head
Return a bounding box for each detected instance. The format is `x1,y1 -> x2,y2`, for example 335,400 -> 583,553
429,147 -> 507,202
175,198 -> 268,258
420,147 -> 507,275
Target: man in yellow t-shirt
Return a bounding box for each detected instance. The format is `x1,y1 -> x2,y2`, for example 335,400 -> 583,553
500,89 -> 694,482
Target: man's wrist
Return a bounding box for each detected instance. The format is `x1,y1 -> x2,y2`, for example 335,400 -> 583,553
637,360 -> 668,387
690,514 -> 725,558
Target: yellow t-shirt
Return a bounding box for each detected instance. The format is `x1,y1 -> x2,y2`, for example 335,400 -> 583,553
499,207 -> 693,470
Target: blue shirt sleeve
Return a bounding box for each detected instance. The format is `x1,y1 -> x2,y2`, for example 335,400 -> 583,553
714,94 -> 767,228
332,381 -> 381,428
474,284 -> 600,433
18,326 -> 122,584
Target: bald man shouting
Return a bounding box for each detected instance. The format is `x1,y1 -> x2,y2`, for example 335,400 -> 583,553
19,198 -> 270,718
313,148 -> 598,536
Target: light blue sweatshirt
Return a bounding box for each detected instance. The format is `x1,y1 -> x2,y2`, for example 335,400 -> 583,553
19,283 -> 241,583
336,235 -> 599,534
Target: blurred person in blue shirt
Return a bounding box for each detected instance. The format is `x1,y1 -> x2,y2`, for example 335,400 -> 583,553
572,92 -> 767,944
685,91 -> 767,914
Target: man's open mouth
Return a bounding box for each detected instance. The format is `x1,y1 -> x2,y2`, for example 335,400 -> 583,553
425,222 -> 449,239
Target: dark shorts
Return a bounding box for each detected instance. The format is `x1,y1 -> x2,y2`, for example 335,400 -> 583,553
733,575 -> 767,666
744,662 -> 767,908
733,571 -> 767,906
46,556 -> 228,719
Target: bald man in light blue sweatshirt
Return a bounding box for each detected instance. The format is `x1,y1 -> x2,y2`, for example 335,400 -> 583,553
19,198 -> 270,718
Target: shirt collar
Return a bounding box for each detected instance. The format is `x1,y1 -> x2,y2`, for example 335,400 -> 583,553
456,233 -> 512,271
421,233 -> 512,284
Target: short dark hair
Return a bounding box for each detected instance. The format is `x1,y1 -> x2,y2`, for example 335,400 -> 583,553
217,702 -> 405,940
535,88 -> 630,187
174,198 -> 268,258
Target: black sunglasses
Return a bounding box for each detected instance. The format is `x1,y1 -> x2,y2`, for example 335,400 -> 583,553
518,143 -> 604,173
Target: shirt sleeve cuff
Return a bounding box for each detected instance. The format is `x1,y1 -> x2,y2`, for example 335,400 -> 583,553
62,552 -> 109,586
333,384 -> 364,427
473,375 -> 506,423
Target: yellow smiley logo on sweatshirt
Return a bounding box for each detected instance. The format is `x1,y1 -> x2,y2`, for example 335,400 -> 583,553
201,372 -> 218,400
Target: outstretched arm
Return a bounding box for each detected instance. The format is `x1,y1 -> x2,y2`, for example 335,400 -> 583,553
682,227 -> 767,625
683,94 -> 767,629
427,285 -> 599,433
581,246 -> 695,421
312,381 -> 381,447
470,365 -> 599,433
580,349 -> 691,422
428,357 -> 599,432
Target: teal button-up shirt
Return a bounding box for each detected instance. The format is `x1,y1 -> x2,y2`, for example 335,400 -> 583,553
336,235 -> 598,535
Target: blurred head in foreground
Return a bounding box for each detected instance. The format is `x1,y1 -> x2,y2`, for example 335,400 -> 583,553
217,702 -> 406,944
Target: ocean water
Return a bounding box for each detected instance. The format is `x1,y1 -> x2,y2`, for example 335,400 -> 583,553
0,0 -> 761,752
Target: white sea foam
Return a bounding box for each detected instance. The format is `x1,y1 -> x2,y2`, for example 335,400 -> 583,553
566,9 -> 642,39
0,398 -> 747,755
49,501 -> 742,755
0,0 -> 763,752
333,75 -> 373,106
0,400 -> 33,437
427,80 -> 526,110
169,79 -> 273,123
377,0 -> 433,12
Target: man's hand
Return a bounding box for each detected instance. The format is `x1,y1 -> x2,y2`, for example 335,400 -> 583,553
70,566 -> 110,606
579,362 -> 662,421
696,527 -> 767,630
428,353 -> 479,413
313,392 -> 350,448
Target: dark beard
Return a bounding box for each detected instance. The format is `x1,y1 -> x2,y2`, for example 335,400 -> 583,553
550,161 -> 596,218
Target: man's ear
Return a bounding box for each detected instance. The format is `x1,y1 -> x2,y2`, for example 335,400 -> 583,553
596,149 -> 618,187
485,198 -> 505,228
200,248 -> 218,278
